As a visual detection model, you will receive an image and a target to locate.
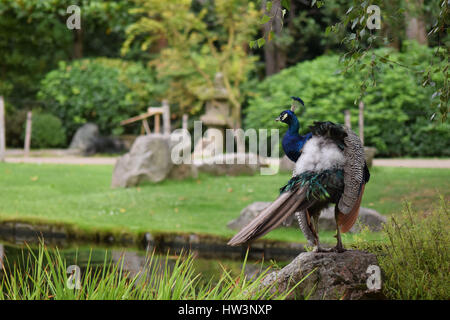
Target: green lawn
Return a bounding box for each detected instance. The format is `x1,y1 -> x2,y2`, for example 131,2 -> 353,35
0,163 -> 448,245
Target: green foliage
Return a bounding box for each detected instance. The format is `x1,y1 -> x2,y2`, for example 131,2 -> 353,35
37,58 -> 161,139
27,113 -> 66,149
256,0 -> 351,62
0,0 -> 72,103
0,243 -> 299,300
244,43 -> 450,157
122,0 -> 259,126
322,0 -> 449,122
5,109 -> 27,148
353,198 -> 449,299
4,109 -> 65,148
0,0 -> 142,108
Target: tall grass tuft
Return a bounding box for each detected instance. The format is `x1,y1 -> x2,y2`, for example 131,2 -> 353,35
353,197 -> 449,300
0,243 -> 303,300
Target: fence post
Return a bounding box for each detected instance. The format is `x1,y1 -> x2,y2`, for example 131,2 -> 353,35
182,114 -> 188,132
0,96 -> 5,162
162,100 -> 171,136
154,114 -> 161,133
24,111 -> 32,157
359,101 -> 364,146
344,109 -> 351,129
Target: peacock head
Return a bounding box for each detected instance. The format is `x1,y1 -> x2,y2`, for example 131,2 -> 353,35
275,110 -> 296,125
275,96 -> 304,125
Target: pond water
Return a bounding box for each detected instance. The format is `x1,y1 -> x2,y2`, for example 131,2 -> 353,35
0,222 -> 306,287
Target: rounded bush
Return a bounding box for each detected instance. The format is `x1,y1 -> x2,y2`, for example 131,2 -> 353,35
27,112 -> 66,148
244,43 -> 449,157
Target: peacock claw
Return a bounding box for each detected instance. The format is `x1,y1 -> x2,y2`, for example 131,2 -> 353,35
332,246 -> 346,253
312,246 -> 333,253
312,245 -> 346,253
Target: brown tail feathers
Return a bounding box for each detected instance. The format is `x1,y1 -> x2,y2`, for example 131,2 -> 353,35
337,184 -> 365,233
228,186 -> 311,246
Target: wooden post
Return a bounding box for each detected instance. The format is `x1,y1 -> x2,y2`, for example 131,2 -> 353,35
154,114 -> 161,133
344,109 -> 351,129
182,114 -> 188,131
24,111 -> 32,157
142,119 -> 151,135
0,96 -> 5,162
359,101 -> 364,146
162,100 -> 171,136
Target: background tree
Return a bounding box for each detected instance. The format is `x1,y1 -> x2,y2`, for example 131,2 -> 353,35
122,0 -> 259,129
253,0 -> 448,121
0,0 -> 139,109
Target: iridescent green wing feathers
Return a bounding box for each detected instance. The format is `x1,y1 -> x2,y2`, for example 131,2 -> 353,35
280,169 -> 344,202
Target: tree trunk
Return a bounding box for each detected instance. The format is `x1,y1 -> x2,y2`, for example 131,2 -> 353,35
405,0 -> 428,45
73,28 -> 83,59
263,0 -> 286,76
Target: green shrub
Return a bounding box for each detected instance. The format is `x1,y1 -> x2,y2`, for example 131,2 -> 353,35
353,198 -> 449,300
244,42 -> 449,157
5,109 -> 27,148
0,244 -> 300,300
27,112 -> 66,148
37,58 -> 164,140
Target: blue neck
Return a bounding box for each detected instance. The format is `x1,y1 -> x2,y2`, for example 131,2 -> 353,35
287,117 -> 300,135
282,115 -> 312,162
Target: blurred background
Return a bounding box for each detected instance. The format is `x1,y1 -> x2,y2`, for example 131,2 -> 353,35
0,0 -> 448,157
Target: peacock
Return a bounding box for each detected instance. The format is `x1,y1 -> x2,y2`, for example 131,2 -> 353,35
228,97 -> 370,252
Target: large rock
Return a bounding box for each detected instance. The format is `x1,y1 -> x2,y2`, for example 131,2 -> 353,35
85,136 -> 125,155
168,163 -> 199,180
111,134 -> 198,188
69,123 -> 124,155
319,206 -> 386,233
260,250 -> 384,300
227,202 -> 272,230
229,201 -> 385,233
111,135 -> 173,188
195,153 -> 262,176
69,123 -> 100,154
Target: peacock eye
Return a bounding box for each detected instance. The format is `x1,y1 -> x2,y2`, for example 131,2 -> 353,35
282,113 -> 288,121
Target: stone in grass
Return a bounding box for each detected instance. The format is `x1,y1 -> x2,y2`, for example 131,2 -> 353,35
260,250 -> 385,300
229,202 -> 386,233
319,206 -> 387,233
278,155 -> 295,172
195,153 -> 262,176
227,202 -> 272,230
111,135 -> 173,188
69,123 -> 100,154
168,163 -> 198,180
227,201 -> 300,230
112,134 -> 198,188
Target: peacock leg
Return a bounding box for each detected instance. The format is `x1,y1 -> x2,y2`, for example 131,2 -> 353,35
295,210 -> 316,247
312,212 -> 333,253
296,209 -> 330,252
333,206 -> 346,253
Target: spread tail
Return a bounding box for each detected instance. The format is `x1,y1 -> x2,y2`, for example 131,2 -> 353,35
228,186 -> 311,246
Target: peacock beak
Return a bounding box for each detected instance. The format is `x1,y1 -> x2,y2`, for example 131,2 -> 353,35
275,116 -> 281,122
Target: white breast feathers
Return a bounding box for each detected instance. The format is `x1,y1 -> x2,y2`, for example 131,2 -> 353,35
294,136 -> 346,175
